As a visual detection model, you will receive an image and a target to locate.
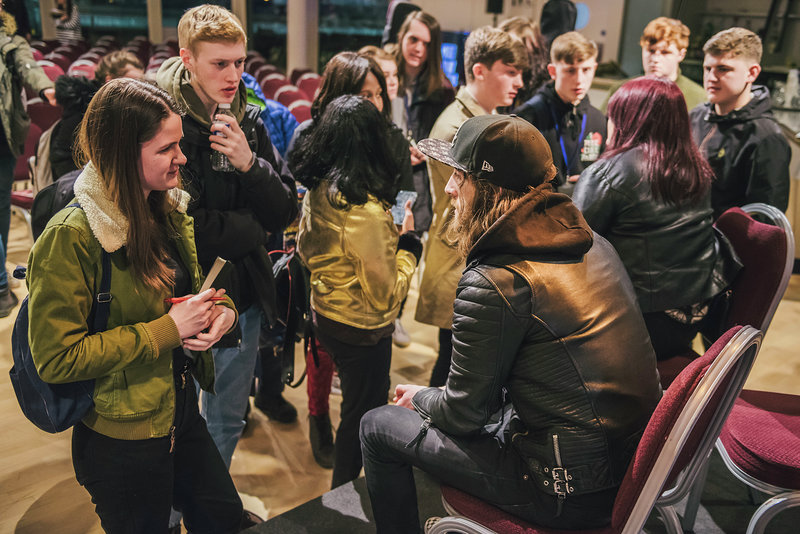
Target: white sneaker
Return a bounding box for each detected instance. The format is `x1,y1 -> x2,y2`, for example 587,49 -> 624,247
392,318 -> 411,348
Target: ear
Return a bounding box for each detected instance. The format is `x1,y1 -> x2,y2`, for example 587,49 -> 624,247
179,48 -> 193,71
678,48 -> 687,62
547,63 -> 556,80
746,62 -> 761,84
472,62 -> 486,81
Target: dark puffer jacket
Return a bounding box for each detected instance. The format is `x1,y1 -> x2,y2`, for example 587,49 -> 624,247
573,146 -> 741,313
412,184 -> 662,506
690,85 -> 790,219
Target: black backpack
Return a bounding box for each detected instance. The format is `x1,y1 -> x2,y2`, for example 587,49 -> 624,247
9,205 -> 113,433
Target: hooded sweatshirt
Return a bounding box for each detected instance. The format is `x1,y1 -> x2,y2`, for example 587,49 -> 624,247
690,85 -> 790,219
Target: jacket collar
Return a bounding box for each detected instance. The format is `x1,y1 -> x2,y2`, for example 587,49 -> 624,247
702,85 -> 773,124
455,86 -> 488,119
155,56 -> 247,129
467,183 -> 593,264
73,162 -> 190,253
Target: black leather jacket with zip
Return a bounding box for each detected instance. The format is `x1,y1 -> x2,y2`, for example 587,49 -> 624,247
412,184 -> 662,499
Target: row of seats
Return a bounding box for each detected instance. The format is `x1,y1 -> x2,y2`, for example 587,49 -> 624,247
244,50 -> 320,123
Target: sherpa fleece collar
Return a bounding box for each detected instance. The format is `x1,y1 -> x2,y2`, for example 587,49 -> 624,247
73,162 -> 190,253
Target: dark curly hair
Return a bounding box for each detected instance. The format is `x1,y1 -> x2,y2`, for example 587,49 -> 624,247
289,95 -> 398,208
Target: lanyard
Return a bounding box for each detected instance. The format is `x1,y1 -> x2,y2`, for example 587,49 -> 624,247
550,108 -> 587,175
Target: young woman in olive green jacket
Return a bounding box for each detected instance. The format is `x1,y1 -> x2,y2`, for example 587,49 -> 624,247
26,79 -> 248,534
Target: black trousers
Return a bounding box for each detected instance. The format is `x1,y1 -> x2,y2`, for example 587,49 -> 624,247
360,405 -> 617,534
72,371 -> 244,534
315,326 -> 392,489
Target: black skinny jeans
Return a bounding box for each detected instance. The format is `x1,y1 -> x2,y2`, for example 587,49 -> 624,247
314,326 -> 392,489
72,365 -> 244,534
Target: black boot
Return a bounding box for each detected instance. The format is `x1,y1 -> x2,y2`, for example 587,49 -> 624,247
309,413 -> 335,469
254,392 -> 298,423
0,285 -> 19,319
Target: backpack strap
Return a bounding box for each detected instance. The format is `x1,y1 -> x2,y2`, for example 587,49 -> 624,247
66,202 -> 113,333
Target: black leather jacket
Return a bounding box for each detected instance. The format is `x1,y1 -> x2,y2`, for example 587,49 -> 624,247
573,147 -> 740,313
412,185 -> 662,500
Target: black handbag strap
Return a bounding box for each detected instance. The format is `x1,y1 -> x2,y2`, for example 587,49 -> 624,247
67,202 -> 113,333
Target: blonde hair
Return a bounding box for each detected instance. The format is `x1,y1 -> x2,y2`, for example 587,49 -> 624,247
463,26 -> 528,83
640,17 -> 690,51
359,45 -> 396,65
94,50 -> 144,83
178,4 -> 246,53
703,27 -> 762,63
550,31 -> 597,64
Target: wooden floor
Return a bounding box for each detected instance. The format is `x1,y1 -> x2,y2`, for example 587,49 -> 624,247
2,213 -> 800,534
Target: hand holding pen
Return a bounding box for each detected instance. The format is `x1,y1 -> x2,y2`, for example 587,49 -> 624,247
166,288 -> 227,340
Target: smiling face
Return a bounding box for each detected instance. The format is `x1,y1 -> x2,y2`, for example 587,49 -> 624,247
401,19 -> 431,76
642,40 -> 685,80
180,40 -> 246,116
549,56 -> 597,105
359,71 -> 384,112
138,112 -> 186,197
703,51 -> 760,115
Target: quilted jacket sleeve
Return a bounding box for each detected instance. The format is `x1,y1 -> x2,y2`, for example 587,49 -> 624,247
412,266 -> 528,436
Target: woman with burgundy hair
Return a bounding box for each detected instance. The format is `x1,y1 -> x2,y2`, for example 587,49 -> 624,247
573,76 -> 740,359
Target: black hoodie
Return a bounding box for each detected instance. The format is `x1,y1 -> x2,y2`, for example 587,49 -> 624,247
51,75 -> 98,180
690,85 -> 790,219
514,82 -> 607,190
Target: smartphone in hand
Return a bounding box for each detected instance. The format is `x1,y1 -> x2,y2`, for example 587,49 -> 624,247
391,190 -> 417,226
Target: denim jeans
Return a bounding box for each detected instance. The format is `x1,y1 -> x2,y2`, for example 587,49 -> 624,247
72,372 -> 243,534
359,405 -> 617,534
202,306 -> 262,467
0,154 -> 15,287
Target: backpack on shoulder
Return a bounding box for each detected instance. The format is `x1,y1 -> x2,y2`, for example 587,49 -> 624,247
9,204 -> 112,433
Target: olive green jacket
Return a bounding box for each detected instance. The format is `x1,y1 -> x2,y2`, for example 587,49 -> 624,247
27,163 -> 234,439
1,14 -> 54,157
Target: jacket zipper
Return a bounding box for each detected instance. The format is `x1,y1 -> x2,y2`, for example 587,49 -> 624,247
169,425 -> 176,453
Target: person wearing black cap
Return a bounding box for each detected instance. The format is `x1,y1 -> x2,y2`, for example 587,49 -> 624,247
359,115 -> 661,533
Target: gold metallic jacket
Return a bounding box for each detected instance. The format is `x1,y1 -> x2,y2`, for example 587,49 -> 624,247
297,186 -> 417,330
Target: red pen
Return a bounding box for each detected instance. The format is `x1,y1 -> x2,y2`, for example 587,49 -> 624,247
164,296 -> 226,304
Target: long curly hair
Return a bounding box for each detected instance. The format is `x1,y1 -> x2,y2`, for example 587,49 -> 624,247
289,95 -> 398,208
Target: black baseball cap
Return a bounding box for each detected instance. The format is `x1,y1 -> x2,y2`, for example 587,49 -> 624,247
417,115 -> 557,192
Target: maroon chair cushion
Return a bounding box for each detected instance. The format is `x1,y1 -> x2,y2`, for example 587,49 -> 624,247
440,326 -> 743,533
611,326 -> 741,529
297,73 -> 321,101
27,101 -> 63,131
276,87 -> 306,108
13,123 -> 42,182
719,389 -> 800,490
656,350 -> 700,389
261,77 -> 291,100
291,67 -> 313,85
11,190 -> 34,210
714,207 -> 787,331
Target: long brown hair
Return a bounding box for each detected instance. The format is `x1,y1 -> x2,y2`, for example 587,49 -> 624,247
447,171 -> 528,259
77,78 -> 182,294
395,11 -> 446,98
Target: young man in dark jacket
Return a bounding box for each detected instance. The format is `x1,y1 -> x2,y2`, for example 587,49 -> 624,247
360,115 -> 661,534
156,4 -> 297,468
690,27 -> 790,219
514,31 -> 606,195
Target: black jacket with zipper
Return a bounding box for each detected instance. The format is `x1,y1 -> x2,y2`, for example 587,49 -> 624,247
690,85 -> 790,219
411,184 -> 662,502
179,104 -> 298,318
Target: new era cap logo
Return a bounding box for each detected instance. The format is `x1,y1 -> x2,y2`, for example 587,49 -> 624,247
481,160 -> 494,172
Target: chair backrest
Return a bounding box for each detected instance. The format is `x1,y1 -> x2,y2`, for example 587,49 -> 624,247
614,325 -> 762,534
261,76 -> 292,100
288,100 -> 312,123
26,99 -> 63,131
13,123 -> 43,183
297,72 -> 321,101
275,86 -> 306,107
716,203 -> 794,334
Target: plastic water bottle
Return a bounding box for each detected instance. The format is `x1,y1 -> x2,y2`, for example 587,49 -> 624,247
211,103 -> 235,172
